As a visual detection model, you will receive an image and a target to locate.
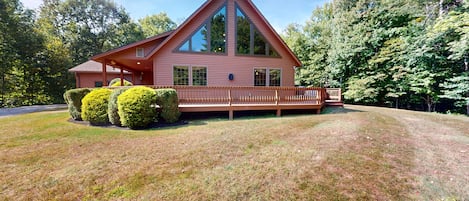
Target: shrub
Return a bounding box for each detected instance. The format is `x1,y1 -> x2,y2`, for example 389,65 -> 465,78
108,87 -> 131,126
118,86 -> 157,129
155,89 -> 180,123
63,88 -> 92,120
110,78 -> 133,87
81,88 -> 112,125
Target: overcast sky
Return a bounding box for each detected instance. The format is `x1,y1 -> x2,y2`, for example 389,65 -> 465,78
20,0 -> 329,32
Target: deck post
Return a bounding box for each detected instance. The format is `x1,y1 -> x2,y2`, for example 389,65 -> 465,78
229,110 -> 233,120
102,59 -> 108,86
120,67 -> 124,86
228,89 -> 233,120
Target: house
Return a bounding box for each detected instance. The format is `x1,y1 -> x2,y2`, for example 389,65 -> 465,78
86,0 -> 301,87
69,0 -> 342,119
69,60 -> 133,88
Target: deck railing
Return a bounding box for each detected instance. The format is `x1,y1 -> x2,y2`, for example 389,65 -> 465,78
151,86 -> 326,106
325,88 -> 342,102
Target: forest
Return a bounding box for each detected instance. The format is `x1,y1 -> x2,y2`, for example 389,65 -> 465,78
1,0 -> 468,115
283,0 -> 469,114
0,0 -> 176,107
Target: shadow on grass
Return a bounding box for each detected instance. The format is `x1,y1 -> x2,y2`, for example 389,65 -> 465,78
321,106 -> 363,114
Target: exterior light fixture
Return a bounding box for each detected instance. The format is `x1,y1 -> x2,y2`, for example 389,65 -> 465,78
137,62 -> 141,65
228,73 -> 234,81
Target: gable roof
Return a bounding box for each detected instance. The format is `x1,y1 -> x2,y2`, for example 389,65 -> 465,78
69,60 -> 131,74
92,0 -> 301,67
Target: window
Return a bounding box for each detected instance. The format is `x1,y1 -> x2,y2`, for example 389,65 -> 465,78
254,68 -> 281,86
173,66 -> 189,85
177,5 -> 226,53
136,48 -> 144,57
173,66 -> 207,86
236,6 -> 280,57
254,69 -> 266,86
95,81 -> 103,87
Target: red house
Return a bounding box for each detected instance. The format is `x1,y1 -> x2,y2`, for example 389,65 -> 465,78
70,0 -> 342,118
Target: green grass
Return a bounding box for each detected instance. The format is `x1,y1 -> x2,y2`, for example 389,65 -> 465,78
0,107 -> 468,200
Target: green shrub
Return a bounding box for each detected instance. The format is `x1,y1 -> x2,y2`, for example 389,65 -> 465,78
108,87 -> 131,126
63,88 -> 92,120
118,86 -> 157,129
110,78 -> 133,87
81,88 -> 112,125
155,89 -> 180,123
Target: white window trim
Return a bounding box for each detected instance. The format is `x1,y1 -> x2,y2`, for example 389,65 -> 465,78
172,65 -> 208,86
136,48 -> 144,58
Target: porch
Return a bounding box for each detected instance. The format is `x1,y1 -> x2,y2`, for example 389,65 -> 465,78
151,86 -> 342,120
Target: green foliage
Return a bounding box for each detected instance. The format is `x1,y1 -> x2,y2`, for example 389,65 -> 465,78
108,87 -> 131,126
110,78 -> 133,87
118,86 -> 157,129
155,89 -> 180,123
138,12 -> 177,38
63,88 -> 91,120
81,88 -> 112,125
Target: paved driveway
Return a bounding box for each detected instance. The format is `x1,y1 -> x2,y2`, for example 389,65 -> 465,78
0,104 -> 67,118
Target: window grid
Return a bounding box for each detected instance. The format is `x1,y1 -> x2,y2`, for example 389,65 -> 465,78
254,68 -> 281,86
173,66 -> 189,85
192,67 -> 207,86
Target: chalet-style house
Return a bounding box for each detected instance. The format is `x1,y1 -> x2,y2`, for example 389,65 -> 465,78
71,0 -> 301,87
69,0 -> 342,119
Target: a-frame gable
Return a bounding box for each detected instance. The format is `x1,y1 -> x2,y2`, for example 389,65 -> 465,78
176,4 -> 227,53
145,0 -> 301,67
235,4 -> 279,57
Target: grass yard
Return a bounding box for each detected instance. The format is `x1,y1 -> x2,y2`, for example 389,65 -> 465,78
0,105 -> 468,200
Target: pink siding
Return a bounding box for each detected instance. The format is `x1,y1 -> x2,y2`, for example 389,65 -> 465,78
151,0 -> 297,86
75,73 -> 137,88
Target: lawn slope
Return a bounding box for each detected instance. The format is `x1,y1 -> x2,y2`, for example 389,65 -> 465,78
0,106 -> 467,200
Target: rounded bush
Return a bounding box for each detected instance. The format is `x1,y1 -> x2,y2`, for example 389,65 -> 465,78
155,89 -> 180,123
108,87 -> 131,126
110,78 -> 133,87
63,88 -> 91,120
81,88 -> 112,125
118,86 -> 157,129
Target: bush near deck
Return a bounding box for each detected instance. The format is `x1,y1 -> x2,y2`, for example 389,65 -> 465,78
63,88 -> 91,120
108,87 -> 131,126
81,88 -> 112,125
117,86 -> 158,129
155,89 -> 180,123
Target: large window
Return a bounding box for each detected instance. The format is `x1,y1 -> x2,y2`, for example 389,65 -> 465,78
254,68 -> 281,86
173,66 -> 189,85
192,66 -> 207,86
178,6 -> 226,53
173,66 -> 207,86
236,6 -> 279,57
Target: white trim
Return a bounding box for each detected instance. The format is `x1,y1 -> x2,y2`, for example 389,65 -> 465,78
136,48 -> 144,58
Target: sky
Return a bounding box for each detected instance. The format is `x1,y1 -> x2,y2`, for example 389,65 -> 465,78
20,0 -> 329,33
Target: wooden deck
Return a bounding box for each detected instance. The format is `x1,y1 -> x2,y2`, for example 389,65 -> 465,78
151,86 -> 342,120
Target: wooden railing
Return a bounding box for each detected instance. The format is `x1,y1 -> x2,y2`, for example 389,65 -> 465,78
325,88 -> 342,102
151,86 -> 326,106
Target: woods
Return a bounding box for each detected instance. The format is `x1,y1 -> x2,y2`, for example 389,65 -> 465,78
0,0 -> 175,107
283,0 -> 468,114
1,0 -> 468,115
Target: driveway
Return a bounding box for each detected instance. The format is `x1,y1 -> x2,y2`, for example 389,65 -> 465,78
0,104 -> 67,118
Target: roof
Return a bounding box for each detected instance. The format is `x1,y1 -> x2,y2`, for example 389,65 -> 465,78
91,0 -> 302,67
69,60 -> 131,74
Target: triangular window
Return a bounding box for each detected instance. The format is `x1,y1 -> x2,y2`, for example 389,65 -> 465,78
177,5 -> 226,53
236,6 -> 279,57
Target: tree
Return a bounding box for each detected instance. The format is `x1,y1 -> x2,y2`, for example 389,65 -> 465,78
138,12 -> 177,38
40,0 -> 144,66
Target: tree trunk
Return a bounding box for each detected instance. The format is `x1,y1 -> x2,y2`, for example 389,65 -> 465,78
466,103 -> 469,116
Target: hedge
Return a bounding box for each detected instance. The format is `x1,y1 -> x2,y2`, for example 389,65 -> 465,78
118,86 -> 157,129
155,89 -> 180,123
108,87 -> 131,126
81,88 -> 112,125
110,78 -> 133,87
63,88 -> 91,120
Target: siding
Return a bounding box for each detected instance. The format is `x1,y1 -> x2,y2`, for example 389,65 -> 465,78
152,0 -> 297,86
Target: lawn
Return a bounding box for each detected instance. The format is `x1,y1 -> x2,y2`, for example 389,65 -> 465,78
0,106 -> 468,200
